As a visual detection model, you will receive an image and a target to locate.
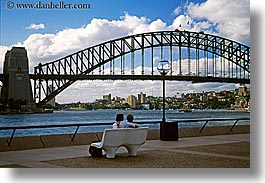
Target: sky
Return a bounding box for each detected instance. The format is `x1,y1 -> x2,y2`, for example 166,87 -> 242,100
0,0 -> 250,103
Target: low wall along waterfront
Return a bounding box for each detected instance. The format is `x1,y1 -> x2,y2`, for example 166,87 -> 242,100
0,125 -> 250,152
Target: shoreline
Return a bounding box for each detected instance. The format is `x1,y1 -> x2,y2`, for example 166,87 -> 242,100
0,108 -> 250,114
0,109 -> 53,115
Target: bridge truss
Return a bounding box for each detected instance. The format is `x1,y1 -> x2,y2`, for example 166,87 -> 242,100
32,30 -> 250,106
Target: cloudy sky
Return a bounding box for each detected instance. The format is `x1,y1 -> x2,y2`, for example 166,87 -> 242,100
0,0 -> 250,103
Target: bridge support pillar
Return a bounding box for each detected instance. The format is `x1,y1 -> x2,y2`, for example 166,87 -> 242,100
1,47 -> 37,113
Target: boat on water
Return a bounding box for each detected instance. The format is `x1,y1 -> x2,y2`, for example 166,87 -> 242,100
179,109 -> 192,113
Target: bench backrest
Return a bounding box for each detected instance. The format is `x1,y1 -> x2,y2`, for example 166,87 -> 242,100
101,127 -> 148,147
125,127 -> 149,145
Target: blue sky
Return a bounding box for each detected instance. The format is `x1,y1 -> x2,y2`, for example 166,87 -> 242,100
0,0 -> 250,103
0,0 -> 205,46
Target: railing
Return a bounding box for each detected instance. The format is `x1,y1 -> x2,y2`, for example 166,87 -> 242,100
0,117 -> 250,147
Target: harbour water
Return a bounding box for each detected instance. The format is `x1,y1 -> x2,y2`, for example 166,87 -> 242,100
0,109 -> 250,138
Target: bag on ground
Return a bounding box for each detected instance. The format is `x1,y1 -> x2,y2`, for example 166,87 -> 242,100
89,145 -> 103,158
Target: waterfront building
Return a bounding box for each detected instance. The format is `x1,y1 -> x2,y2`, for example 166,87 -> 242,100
200,92 -> 208,103
113,96 -> 120,101
120,98 -> 127,104
127,95 -> 137,109
142,103 -> 150,110
174,92 -> 182,99
103,93 -> 111,104
138,92 -> 147,104
238,85 -> 248,97
180,93 -> 185,99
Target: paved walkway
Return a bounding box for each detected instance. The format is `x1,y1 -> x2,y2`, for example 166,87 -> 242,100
0,133 -> 249,168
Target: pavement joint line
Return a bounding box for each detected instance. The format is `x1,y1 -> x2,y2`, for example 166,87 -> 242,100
3,161 -> 65,168
158,148 -> 250,160
201,136 -> 250,141
200,134 -> 250,140
0,154 -> 66,168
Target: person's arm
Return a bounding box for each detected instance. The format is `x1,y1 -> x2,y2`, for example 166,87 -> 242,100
126,121 -> 139,128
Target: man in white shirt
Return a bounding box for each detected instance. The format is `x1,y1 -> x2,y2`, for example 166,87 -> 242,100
113,114 -> 139,129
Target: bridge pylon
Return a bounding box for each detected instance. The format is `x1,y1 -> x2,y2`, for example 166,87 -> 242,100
1,47 -> 37,112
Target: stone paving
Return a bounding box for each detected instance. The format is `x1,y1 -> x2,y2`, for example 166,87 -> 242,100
0,133 -> 250,168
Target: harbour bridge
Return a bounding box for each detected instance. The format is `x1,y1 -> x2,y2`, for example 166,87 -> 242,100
0,30 -> 250,107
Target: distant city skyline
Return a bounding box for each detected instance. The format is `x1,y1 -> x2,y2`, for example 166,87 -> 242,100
56,85 -> 250,111
0,0 -> 250,103
58,85 -> 248,104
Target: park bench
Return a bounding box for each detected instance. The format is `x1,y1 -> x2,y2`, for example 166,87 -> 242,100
88,127 -> 149,158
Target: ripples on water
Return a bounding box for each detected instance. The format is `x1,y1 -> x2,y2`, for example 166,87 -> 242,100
0,109 -> 250,137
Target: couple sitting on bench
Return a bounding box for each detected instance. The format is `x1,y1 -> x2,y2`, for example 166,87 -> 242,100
88,113 -> 148,158
113,113 -> 139,129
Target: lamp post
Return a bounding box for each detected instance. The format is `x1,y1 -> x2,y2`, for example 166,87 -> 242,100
157,60 -> 179,141
157,60 -> 170,123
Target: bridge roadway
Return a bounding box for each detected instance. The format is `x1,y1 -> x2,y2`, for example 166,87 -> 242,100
0,74 -> 250,84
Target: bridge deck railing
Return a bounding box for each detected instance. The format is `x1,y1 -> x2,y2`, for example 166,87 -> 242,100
0,117 -> 250,147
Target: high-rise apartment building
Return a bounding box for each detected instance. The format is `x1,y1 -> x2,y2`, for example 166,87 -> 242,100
127,95 -> 137,109
137,92 -> 147,104
103,93 -> 111,104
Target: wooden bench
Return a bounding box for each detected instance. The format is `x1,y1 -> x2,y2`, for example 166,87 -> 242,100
88,127 -> 149,158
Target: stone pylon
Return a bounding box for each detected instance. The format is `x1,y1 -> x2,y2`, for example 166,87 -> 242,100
1,47 -> 36,112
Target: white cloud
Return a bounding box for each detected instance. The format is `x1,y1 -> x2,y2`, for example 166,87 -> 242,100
149,19 -> 167,31
169,14 -> 193,30
173,6 -> 181,15
25,23 -> 45,30
0,0 -> 250,103
17,13 -> 155,70
187,0 -> 250,43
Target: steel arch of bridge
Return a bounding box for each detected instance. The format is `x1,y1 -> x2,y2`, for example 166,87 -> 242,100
33,30 -> 250,106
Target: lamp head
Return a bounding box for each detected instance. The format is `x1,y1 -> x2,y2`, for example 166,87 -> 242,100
157,60 -> 170,75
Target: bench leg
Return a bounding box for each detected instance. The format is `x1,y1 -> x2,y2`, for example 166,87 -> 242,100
104,147 -> 118,159
126,145 -> 140,156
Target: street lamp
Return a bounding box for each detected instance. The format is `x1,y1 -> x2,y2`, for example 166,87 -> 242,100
157,60 -> 170,123
157,60 -> 179,141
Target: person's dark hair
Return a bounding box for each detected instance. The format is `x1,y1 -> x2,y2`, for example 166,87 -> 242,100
127,114 -> 134,122
116,114 -> 124,121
